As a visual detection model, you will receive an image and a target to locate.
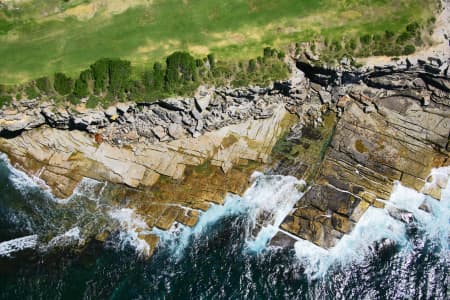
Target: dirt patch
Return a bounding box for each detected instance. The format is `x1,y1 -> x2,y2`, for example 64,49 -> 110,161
65,3 -> 97,21
188,45 -> 210,56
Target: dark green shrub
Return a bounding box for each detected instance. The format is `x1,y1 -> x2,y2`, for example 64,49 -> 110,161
406,21 -> 420,33
108,59 -> 131,96
403,44 -> 416,55
385,30 -> 395,39
0,95 -> 12,108
25,86 -> 39,99
207,53 -> 215,69
397,31 -> 412,43
73,78 -> 89,97
67,94 -> 80,105
36,77 -> 52,93
248,59 -> 257,73
90,59 -> 110,93
85,96 -> 99,109
360,34 -> 371,44
54,72 -> 73,95
165,51 -> 196,90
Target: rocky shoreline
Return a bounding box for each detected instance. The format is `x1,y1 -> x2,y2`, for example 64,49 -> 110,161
0,54 -> 449,254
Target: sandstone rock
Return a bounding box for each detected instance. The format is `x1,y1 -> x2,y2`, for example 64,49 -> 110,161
152,126 -> 167,141
168,123 -> 185,139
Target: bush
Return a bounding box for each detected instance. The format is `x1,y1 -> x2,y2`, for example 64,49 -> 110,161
397,31 -> 412,43
385,30 -> 395,39
403,44 -> 416,55
332,40 -> 342,51
109,59 -> 131,96
248,59 -> 257,73
0,95 -> 12,108
25,86 -> 39,99
360,34 -> 371,44
54,72 -> 73,95
207,53 -> 215,69
85,96 -> 100,109
36,77 -> 52,93
90,59 -> 110,93
165,51 -> 196,91
263,47 -> 277,58
67,94 -> 80,105
73,78 -> 89,97
80,69 -> 92,82
406,21 -> 420,33
348,38 -> 357,50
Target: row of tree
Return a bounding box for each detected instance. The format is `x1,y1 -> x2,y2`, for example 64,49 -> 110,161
0,47 -> 288,108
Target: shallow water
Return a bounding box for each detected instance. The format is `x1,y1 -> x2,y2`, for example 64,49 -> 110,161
0,156 -> 448,299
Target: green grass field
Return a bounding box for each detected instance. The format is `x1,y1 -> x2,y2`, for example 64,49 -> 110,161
0,0 -> 439,84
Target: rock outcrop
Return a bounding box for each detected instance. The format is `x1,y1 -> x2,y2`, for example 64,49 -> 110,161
277,61 -> 450,248
0,57 -> 449,255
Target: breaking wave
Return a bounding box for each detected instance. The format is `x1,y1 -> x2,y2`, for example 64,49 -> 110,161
294,167 -> 450,278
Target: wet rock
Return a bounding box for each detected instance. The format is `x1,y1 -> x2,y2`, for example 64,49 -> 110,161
418,200 -> 432,213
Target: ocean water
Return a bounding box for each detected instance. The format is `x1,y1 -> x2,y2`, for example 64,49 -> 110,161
0,155 -> 448,299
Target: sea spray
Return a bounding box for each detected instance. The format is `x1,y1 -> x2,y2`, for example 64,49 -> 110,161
152,172 -> 305,257
108,208 -> 153,257
152,194 -> 248,258
0,152 -> 106,205
245,172 -> 305,252
0,235 -> 38,257
294,167 -> 450,279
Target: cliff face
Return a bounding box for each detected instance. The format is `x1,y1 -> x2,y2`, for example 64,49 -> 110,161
0,58 -> 449,255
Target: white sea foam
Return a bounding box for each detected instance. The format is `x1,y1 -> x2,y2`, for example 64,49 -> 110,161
0,152 -> 105,204
108,208 -> 152,257
47,227 -> 84,248
294,167 -> 450,279
71,178 -> 106,203
245,173 -> 305,252
152,172 -> 304,256
152,194 -> 248,257
0,235 -> 38,257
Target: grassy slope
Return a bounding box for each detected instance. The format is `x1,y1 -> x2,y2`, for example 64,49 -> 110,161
0,0 -> 438,84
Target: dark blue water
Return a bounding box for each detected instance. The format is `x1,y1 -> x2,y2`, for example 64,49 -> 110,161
0,156 -> 449,299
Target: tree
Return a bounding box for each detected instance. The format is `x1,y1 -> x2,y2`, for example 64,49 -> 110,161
152,62 -> 165,90
90,59 -> 110,93
54,72 -> 73,95
108,59 -> 131,96
143,61 -> 165,93
73,78 -> 89,97
80,69 -> 93,82
165,51 -> 196,90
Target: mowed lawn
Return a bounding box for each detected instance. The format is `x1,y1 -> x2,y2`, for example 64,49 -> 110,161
0,0 -> 437,84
